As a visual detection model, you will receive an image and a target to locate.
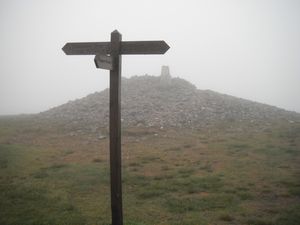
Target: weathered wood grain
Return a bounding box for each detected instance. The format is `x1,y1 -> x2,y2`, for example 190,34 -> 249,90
121,41 -> 170,54
62,42 -> 110,55
62,41 -> 170,55
109,30 -> 123,225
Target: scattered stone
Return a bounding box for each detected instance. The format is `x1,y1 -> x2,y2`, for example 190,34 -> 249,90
98,135 -> 106,140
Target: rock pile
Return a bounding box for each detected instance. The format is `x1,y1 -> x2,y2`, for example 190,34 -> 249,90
38,68 -> 300,133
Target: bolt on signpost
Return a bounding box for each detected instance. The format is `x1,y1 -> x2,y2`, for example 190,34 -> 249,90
62,30 -> 170,225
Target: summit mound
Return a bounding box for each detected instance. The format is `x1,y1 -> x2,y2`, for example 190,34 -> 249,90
37,72 -> 300,133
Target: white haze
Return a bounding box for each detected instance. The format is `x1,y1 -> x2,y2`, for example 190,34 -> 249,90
0,0 -> 300,115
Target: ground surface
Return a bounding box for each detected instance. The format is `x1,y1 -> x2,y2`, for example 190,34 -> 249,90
0,118 -> 299,225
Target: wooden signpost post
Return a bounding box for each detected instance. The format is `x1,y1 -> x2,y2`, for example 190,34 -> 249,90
62,30 -> 170,225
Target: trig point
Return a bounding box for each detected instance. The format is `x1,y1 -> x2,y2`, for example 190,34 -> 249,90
161,65 -> 171,77
62,30 -> 170,225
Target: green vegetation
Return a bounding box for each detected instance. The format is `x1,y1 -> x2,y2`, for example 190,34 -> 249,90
0,119 -> 299,225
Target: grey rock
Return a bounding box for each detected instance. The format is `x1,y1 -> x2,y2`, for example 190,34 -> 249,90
36,69 -> 300,133
98,135 -> 106,140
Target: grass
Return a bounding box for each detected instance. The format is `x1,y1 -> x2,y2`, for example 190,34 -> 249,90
0,182 -> 86,225
0,145 -> 87,225
165,194 -> 237,213
0,118 -> 299,225
278,179 -> 300,197
219,213 -> 234,221
275,205 -> 300,225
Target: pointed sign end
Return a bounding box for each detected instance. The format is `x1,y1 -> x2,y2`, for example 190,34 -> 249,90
163,41 -> 170,54
62,43 -> 69,55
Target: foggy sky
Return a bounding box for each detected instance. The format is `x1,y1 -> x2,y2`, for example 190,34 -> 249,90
1,0 -> 300,115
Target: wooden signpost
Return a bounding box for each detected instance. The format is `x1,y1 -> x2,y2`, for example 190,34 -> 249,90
62,30 -> 170,225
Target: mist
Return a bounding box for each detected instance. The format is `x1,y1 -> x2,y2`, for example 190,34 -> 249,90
1,0 -> 300,115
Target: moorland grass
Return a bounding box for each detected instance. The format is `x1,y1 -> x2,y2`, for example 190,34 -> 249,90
0,121 -> 299,225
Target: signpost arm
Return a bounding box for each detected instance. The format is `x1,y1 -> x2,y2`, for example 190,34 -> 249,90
109,30 -> 123,225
